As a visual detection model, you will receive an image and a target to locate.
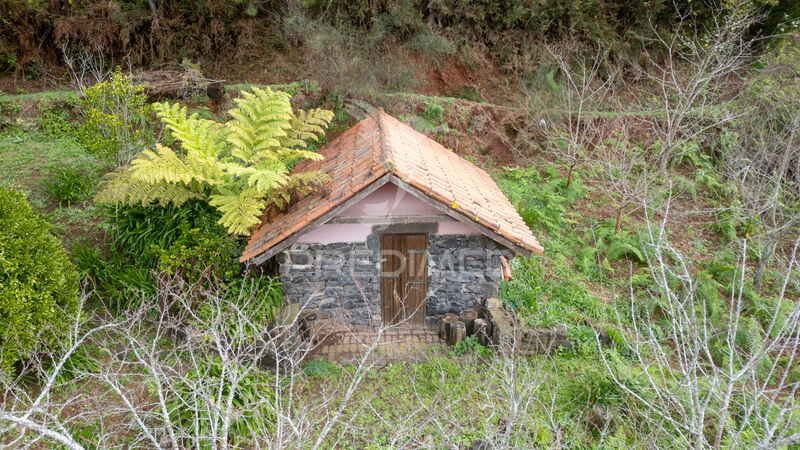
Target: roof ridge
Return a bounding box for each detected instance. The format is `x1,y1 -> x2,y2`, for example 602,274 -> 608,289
374,108 -> 393,171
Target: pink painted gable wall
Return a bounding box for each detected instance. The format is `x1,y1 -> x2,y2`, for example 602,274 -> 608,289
339,182 -> 438,216
297,182 -> 477,244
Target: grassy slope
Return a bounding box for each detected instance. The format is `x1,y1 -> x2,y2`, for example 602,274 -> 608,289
0,91 -> 106,241
0,83 -> 795,447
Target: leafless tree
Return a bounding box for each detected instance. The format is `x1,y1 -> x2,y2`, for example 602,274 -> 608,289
538,44 -> 618,188
0,291 -> 125,449
89,273 -> 445,449
600,192 -> 800,448
724,45 -> 800,290
593,121 -> 650,233
0,272 -> 480,448
60,40 -> 110,93
634,1 -> 760,173
728,109 -> 800,290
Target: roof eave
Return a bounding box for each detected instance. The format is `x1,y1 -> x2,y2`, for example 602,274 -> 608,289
386,174 -> 542,257
242,173 -> 393,264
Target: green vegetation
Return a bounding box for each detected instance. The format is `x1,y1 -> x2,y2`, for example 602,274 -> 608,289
45,167 -> 95,207
0,188 -> 79,376
0,1 -> 799,447
95,87 -> 334,234
75,69 -> 154,165
167,357 -> 275,445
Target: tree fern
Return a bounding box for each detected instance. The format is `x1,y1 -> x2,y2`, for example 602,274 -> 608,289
96,87 -> 334,235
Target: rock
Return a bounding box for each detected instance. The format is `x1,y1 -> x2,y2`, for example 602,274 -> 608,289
587,404 -> 613,430
206,81 -> 225,101
470,439 -> 493,450
318,298 -> 339,310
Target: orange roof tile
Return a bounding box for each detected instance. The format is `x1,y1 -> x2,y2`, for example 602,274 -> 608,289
240,109 -> 543,262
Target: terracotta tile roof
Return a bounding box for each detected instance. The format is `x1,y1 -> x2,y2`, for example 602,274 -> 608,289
240,109 -> 543,262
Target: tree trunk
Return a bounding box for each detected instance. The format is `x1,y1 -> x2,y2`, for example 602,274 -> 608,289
459,309 -> 478,336
447,321 -> 466,346
754,234 -> 777,291
439,313 -> 459,341
615,207 -> 623,234
474,318 -> 490,346
566,164 -> 575,189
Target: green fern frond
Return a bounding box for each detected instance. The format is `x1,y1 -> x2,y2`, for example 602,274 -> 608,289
246,161 -> 291,192
154,102 -> 226,158
607,240 -> 645,263
209,188 -> 266,235
285,109 -> 334,145
95,168 -> 202,207
131,144 -> 208,184
227,87 -> 295,161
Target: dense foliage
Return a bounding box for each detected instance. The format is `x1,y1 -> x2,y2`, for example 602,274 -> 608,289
0,188 -> 79,375
167,357 -> 276,445
1,0 -> 797,78
75,200 -> 248,311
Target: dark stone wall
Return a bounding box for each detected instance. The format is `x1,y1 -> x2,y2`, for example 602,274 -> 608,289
424,235 -> 505,325
279,233 -> 509,328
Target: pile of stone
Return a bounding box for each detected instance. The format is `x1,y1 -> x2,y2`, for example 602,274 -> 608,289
440,298 -> 572,354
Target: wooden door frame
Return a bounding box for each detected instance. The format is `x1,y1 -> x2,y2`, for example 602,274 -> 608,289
379,233 -> 428,327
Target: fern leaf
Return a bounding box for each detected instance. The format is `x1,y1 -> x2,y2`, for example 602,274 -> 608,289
209,188 -> 266,235
154,102 -> 226,159
95,168 -> 202,207
131,144 -> 208,184
284,109 -> 334,147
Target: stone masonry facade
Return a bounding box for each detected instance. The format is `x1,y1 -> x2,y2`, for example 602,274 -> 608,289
278,234 -> 510,328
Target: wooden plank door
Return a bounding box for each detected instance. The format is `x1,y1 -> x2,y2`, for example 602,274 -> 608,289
380,234 -> 428,327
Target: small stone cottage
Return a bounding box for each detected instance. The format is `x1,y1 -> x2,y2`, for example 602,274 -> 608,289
240,109 -> 542,328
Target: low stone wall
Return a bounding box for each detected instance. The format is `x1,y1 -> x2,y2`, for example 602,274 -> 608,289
466,298 -> 573,354
279,234 -> 509,328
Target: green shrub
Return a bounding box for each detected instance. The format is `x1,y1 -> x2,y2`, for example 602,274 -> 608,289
0,188 -> 79,375
408,30 -> 455,59
37,103 -> 79,140
451,335 -> 492,358
156,223 -> 243,284
103,201 -> 224,268
45,167 -> 94,206
75,68 -> 154,165
167,358 -> 275,445
302,358 -> 341,378
422,101 -> 444,123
